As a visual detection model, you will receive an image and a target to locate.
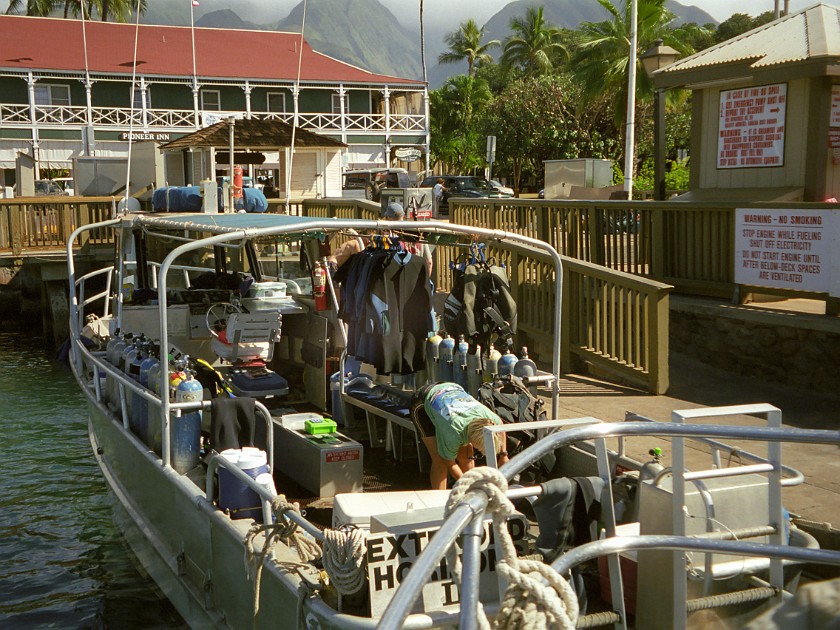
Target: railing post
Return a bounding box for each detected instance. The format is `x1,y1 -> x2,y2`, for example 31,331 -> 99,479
560,260 -> 573,375
650,205 -> 665,280
647,288 -> 670,394
589,203 -> 605,265
10,203 -> 23,256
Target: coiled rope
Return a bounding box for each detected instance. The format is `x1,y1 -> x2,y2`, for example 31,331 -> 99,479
444,468 -> 579,630
322,526 -> 368,595
244,496 -> 322,617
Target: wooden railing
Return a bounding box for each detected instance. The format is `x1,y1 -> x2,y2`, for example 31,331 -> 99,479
304,197 -> 671,393
0,197 -> 116,256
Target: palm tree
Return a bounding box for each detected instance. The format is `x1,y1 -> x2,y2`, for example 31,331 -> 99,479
101,0 -> 146,23
570,0 -> 692,128
5,0 -> 58,15
500,6 -> 567,75
438,19 -> 500,77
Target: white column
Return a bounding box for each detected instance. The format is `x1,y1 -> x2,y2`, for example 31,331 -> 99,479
139,76 -> 149,131
423,87 -> 430,175
27,72 -> 40,179
192,78 -> 200,129
244,80 -> 252,119
383,87 -> 391,167
338,85 -> 347,145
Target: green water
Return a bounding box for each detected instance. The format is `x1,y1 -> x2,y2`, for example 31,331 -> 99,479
0,333 -> 183,628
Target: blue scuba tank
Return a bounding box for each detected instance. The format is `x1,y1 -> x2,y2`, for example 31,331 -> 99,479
497,347 -> 518,377
172,359 -> 203,474
439,335 -> 455,382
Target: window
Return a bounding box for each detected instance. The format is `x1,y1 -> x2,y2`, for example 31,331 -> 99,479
34,83 -> 70,106
331,93 -> 348,114
132,87 -> 151,110
267,92 -> 286,113
201,89 -> 221,111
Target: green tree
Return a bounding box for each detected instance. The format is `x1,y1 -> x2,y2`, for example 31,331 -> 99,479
430,75 -> 493,172
484,75 -> 619,193
5,0 -> 57,15
501,6 -> 567,75
438,19 -> 500,78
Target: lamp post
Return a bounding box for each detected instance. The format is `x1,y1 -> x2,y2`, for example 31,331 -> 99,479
641,39 -> 679,201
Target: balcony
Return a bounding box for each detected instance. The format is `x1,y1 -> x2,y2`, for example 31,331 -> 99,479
0,104 -> 426,134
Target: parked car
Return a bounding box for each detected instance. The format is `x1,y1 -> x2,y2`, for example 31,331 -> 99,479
53,177 -> 74,196
34,179 -> 68,196
342,168 -> 410,202
489,179 -> 514,196
418,175 -> 513,213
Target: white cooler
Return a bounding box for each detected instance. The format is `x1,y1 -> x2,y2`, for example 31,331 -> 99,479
332,490 -> 451,529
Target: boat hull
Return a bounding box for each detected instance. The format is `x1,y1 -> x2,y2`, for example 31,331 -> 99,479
83,390 -> 325,629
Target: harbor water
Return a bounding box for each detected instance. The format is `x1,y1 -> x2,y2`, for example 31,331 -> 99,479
0,333 -> 183,628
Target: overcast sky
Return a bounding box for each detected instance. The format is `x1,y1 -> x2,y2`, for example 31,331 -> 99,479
381,0 -> 817,27
0,0 -> 820,27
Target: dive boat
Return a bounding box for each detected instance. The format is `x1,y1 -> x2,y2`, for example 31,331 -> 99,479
66,210 -> 840,629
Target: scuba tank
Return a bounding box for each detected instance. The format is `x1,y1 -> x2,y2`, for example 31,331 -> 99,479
126,336 -> 146,421
454,335 -> 469,389
108,331 -> 132,411
466,344 -> 483,397
121,335 -> 144,418
483,344 -> 501,382
425,331 -> 442,383
630,448 -> 665,521
146,345 -> 164,455
171,357 -> 203,474
497,347 -> 518,377
104,328 -> 123,406
135,342 -> 158,446
513,346 -> 537,379
438,334 -> 455,382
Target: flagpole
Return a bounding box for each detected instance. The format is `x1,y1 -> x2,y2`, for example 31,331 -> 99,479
622,0 -> 638,200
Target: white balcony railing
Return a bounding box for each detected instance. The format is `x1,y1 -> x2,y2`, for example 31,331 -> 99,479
3,105 -> 426,135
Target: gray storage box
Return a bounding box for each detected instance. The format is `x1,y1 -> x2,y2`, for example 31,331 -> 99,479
272,421 -> 363,497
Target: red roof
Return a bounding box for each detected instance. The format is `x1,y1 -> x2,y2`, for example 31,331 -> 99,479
0,15 -> 421,85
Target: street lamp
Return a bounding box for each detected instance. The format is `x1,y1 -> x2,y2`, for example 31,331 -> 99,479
641,39 -> 679,201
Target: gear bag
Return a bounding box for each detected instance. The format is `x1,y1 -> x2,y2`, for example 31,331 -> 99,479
477,373 -> 545,425
443,258 -> 517,351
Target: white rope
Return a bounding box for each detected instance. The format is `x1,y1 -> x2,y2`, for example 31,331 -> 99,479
444,468 -> 579,630
322,526 -> 368,596
243,496 -> 322,618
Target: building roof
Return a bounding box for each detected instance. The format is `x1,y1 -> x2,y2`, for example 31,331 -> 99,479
160,118 -> 347,150
653,3 -> 840,88
0,15 -> 422,86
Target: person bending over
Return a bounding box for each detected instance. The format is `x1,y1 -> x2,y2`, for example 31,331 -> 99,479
410,382 -> 509,489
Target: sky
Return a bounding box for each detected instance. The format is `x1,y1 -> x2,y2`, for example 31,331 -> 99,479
0,0 -> 822,27
380,0 -> 818,27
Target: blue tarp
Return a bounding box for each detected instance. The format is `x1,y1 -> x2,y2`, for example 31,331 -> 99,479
152,186 -> 268,213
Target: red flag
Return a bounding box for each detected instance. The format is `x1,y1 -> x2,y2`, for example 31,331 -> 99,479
192,1 -> 199,6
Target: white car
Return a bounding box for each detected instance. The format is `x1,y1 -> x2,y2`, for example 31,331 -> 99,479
53,177 -> 74,196
489,179 -> 514,196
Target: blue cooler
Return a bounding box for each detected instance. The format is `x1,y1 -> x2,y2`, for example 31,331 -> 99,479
218,448 -> 270,521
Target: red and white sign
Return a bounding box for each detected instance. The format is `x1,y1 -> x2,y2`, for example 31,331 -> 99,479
831,85 -> 840,127
734,209 -> 836,293
718,84 -> 786,169
325,449 -> 360,463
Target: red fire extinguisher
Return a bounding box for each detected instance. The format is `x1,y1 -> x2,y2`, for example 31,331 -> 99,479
313,261 -> 328,311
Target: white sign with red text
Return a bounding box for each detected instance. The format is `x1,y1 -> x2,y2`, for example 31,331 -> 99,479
718,84 -> 787,169
734,209 -> 838,293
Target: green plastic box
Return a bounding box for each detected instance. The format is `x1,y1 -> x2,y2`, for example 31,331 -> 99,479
304,416 -> 337,435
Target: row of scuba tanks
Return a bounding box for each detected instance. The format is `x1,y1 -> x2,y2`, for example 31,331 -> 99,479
103,330 -> 203,474
425,332 -> 537,397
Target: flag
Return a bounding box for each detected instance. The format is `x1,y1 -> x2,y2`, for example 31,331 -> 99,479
192,1 -> 199,6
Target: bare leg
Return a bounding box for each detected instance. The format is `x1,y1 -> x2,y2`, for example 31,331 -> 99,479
422,436 -> 449,490
456,444 -> 475,475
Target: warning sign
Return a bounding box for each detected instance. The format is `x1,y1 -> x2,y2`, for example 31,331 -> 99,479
831,85 -> 840,128
734,209 -> 835,292
325,450 -> 360,463
366,515 -> 527,617
718,84 -> 786,169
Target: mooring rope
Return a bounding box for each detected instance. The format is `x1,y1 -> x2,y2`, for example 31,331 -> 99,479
322,526 -> 368,596
444,468 -> 579,630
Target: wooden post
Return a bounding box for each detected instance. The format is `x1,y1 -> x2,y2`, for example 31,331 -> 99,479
650,205 -> 665,280
647,288 -> 670,394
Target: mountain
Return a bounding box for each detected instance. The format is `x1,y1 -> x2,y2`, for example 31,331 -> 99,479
195,9 -> 263,31
422,0 -> 717,88
481,0 -> 717,50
